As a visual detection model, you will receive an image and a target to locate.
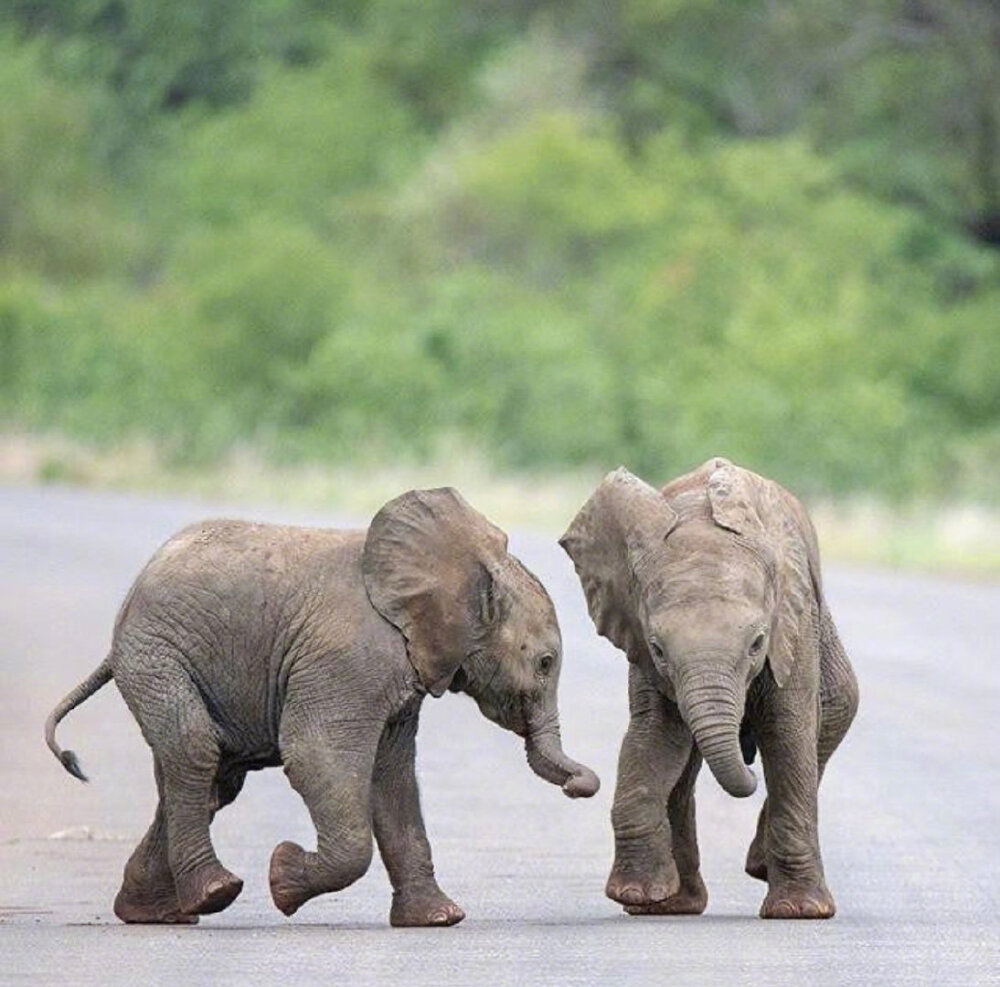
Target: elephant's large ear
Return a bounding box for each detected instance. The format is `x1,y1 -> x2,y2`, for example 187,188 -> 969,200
559,467 -> 679,658
363,488 -> 508,697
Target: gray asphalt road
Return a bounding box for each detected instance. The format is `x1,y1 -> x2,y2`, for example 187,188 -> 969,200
1,485 -> 998,986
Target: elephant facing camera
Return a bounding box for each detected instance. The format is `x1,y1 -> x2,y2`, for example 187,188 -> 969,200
561,458 -> 858,920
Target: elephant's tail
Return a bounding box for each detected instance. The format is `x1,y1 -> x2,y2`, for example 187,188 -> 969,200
45,657 -> 113,782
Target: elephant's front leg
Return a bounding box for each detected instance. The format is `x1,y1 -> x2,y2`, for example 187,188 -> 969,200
755,667 -> 834,919
372,711 -> 464,928
607,664 -> 692,908
746,619 -> 859,887
270,715 -> 379,917
624,746 -> 707,915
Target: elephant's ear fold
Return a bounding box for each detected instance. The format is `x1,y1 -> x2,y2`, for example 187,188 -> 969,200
363,488 -> 508,697
707,461 -> 765,536
559,467 -> 678,658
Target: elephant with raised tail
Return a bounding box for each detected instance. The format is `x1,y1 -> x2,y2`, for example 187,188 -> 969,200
560,458 -> 858,919
45,488 -> 599,926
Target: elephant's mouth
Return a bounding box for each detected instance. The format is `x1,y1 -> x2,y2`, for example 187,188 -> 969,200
487,693 -> 530,736
448,667 -> 598,796
461,680 -> 529,736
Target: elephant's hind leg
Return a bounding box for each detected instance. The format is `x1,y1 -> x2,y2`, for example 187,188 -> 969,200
745,803 -> 769,882
114,759 -> 196,924
115,762 -> 248,923
116,655 -> 243,917
816,606 -> 859,772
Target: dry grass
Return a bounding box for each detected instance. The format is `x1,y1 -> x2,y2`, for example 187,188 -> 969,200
2,432 -> 998,576
0,431 -> 597,530
810,500 -> 1000,577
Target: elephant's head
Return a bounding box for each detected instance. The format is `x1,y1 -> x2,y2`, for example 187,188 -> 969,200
363,487 -> 599,799
560,460 -> 818,800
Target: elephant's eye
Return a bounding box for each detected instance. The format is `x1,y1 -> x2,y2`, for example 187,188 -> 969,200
648,639 -> 664,661
538,653 -> 554,675
749,633 -> 766,657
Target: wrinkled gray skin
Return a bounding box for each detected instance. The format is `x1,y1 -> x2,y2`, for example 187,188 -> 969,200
45,488 -> 598,927
561,458 -> 858,919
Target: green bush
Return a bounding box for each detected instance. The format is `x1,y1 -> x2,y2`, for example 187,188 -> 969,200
1,2 -> 999,502
0,34 -> 144,279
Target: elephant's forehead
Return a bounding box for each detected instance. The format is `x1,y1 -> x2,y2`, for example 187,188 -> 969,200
510,596 -> 560,642
500,614 -> 561,653
499,577 -> 561,650
649,531 -> 772,607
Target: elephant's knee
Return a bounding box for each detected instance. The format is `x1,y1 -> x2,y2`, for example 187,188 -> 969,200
339,833 -> 373,888
319,827 -> 372,891
611,802 -> 660,842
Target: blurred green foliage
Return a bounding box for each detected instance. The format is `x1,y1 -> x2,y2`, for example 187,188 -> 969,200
1,1 -> 999,499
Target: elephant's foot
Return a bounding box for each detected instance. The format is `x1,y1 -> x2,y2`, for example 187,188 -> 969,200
760,882 -> 835,919
174,861 -> 243,916
745,838 -> 768,882
605,856 -> 680,907
624,872 -> 708,916
390,887 -> 466,928
113,880 -> 198,925
269,840 -> 314,916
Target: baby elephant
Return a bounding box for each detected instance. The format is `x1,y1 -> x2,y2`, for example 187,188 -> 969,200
46,488 -> 599,926
561,458 -> 858,919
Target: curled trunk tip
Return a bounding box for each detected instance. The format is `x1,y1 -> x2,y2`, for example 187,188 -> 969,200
562,768 -> 600,798
525,728 -> 600,798
720,765 -> 757,797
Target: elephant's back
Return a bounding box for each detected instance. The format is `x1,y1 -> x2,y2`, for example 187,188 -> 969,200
136,519 -> 367,593
122,519 -> 372,654
112,520 -> 374,751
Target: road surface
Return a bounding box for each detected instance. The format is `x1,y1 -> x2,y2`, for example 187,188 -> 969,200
1,485 -> 998,985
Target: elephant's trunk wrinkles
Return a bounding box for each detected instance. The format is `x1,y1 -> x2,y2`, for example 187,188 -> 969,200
678,673 -> 757,798
524,707 -> 599,799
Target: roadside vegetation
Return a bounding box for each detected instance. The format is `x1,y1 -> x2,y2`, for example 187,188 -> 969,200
1,1 -> 998,567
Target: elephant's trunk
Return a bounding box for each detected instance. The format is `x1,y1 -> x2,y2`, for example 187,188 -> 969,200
524,704 -> 600,799
677,671 -> 757,798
